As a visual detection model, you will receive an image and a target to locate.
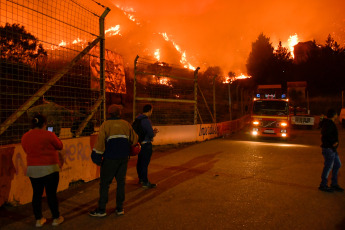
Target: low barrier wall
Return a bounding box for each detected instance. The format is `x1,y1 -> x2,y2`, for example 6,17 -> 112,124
0,115 -> 249,206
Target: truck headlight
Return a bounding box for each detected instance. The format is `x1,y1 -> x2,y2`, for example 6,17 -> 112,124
280,122 -> 288,127
253,121 -> 260,125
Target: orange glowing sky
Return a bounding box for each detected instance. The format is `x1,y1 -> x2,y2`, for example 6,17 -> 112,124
101,0 -> 345,73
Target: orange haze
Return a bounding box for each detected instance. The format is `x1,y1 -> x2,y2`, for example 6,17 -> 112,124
100,0 -> 345,74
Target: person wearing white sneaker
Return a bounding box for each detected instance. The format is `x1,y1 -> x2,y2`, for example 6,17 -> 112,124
35,217 -> 46,227
21,114 -> 65,227
52,216 -> 64,226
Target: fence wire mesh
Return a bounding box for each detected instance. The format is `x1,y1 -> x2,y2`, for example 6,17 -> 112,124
134,57 -> 197,125
0,0 -> 108,146
133,57 -> 252,126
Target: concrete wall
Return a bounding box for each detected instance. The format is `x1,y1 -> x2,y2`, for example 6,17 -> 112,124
0,116 -> 249,206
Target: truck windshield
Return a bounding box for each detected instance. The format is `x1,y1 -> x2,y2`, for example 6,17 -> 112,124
253,100 -> 288,116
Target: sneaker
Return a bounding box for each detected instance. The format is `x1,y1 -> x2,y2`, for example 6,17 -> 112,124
35,217 -> 46,227
52,216 -> 64,226
318,185 -> 334,193
331,185 -> 344,192
142,182 -> 157,189
115,208 -> 124,216
89,209 -> 107,217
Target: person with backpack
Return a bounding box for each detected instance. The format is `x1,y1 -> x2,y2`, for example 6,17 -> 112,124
89,104 -> 138,217
133,104 -> 158,189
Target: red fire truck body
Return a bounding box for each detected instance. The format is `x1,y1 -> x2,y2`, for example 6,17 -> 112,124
250,85 -> 290,138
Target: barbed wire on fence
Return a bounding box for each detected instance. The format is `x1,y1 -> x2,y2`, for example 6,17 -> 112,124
0,0 -> 109,145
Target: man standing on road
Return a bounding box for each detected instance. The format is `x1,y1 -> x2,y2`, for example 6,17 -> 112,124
136,104 -> 158,189
89,104 -> 138,217
319,109 -> 344,192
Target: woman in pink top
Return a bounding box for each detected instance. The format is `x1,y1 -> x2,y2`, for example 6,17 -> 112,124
21,114 -> 64,227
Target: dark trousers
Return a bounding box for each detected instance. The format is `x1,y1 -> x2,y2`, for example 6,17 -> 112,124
136,143 -> 153,183
98,157 -> 128,211
29,172 -> 60,220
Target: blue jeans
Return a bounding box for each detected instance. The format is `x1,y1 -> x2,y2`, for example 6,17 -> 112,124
320,148 -> 341,187
136,143 -> 152,183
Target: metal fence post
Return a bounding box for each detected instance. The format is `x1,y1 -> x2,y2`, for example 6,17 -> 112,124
194,67 -> 200,125
213,75 -> 217,123
228,81 -> 232,120
99,7 -> 111,123
133,55 -> 139,121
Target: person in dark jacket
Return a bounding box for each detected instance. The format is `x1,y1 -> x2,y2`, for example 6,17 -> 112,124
136,104 -> 159,189
89,104 -> 138,217
319,109 -> 344,192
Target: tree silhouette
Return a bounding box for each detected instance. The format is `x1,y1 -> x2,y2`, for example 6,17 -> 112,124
199,66 -> 223,86
325,34 -> 340,52
0,23 -> 47,66
246,33 -> 275,84
275,41 -> 291,61
227,71 -> 236,83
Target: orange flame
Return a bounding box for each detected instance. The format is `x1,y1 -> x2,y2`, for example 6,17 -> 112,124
223,73 -> 251,84
115,4 -> 140,25
105,25 -> 121,36
154,49 -> 160,61
159,32 -> 196,70
288,34 -> 299,59
48,25 -> 121,50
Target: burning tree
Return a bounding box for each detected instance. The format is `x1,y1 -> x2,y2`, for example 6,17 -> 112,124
0,23 -> 47,66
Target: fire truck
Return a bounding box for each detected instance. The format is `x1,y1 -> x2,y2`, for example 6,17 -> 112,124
250,85 -> 290,138
287,81 -> 314,128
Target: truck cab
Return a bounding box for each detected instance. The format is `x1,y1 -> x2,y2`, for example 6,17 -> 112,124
250,85 -> 290,138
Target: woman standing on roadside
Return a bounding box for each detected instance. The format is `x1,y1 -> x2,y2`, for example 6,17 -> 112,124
21,113 -> 64,227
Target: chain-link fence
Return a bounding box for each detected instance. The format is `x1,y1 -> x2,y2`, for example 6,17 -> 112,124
133,56 -> 198,125
0,0 -> 111,146
133,56 -> 252,125
197,79 -> 252,124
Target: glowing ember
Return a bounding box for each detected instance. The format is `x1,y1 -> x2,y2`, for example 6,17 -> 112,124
59,40 -> 67,47
72,38 -> 83,44
154,49 -> 160,61
288,34 -> 299,59
159,32 -> 196,70
158,77 -> 171,86
153,76 -> 172,87
105,25 -> 121,36
50,40 -> 68,50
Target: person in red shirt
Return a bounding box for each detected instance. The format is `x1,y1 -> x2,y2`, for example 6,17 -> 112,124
21,113 -> 64,227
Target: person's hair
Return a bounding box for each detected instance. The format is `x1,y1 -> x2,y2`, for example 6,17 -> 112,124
143,104 -> 152,113
327,109 -> 337,118
31,113 -> 47,129
107,104 -> 123,117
